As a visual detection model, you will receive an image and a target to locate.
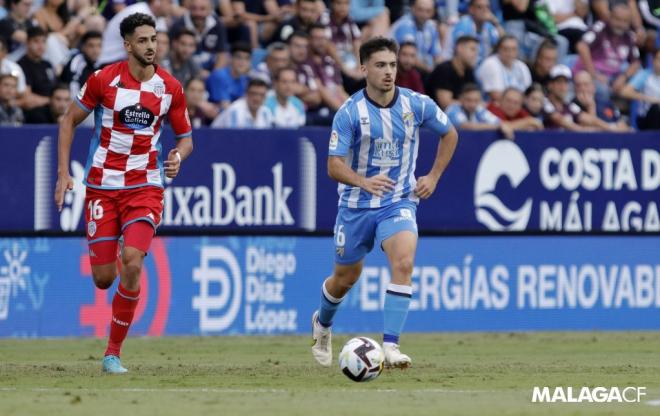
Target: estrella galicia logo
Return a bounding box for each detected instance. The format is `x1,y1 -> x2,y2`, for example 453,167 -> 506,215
474,140 -> 532,231
119,104 -> 154,130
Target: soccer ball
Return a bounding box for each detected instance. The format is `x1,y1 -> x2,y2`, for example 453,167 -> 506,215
338,337 -> 384,382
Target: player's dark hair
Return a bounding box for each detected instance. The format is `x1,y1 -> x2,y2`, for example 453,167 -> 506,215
27,26 -> 47,40
247,78 -> 269,90
120,13 -> 156,39
459,83 -> 481,96
359,37 -> 398,64
231,41 -> 252,56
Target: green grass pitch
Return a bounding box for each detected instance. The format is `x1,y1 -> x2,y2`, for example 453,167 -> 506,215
1,332 -> 659,415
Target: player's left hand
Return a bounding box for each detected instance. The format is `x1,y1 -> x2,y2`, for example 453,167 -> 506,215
414,175 -> 439,199
164,149 -> 181,179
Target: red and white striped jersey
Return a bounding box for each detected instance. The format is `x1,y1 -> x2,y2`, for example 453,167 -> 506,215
75,61 -> 192,190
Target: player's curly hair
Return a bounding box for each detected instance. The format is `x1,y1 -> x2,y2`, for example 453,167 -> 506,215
359,37 -> 398,65
120,13 -> 156,39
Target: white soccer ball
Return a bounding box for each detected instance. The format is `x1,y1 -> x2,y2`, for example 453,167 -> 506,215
338,337 -> 384,382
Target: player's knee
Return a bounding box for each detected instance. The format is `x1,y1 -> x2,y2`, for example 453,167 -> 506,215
392,257 -> 414,278
334,268 -> 361,289
92,271 -> 115,290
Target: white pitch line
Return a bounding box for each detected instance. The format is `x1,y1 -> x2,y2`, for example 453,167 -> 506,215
0,387 -> 501,394
646,399 -> 660,406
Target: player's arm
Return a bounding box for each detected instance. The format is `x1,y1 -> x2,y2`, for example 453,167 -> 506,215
54,102 -> 90,211
415,127 -> 458,199
328,156 -> 394,198
164,84 -> 195,179
415,95 -> 459,199
327,107 -> 395,197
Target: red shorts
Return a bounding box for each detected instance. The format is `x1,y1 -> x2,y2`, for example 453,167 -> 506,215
85,186 -> 164,265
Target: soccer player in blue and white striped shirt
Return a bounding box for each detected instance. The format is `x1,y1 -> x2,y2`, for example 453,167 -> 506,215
311,37 -> 459,368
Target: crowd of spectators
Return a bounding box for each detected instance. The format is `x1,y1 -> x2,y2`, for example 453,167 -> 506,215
0,0 -> 658,132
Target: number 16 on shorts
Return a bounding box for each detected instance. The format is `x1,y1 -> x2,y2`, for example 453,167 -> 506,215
335,224 -> 345,258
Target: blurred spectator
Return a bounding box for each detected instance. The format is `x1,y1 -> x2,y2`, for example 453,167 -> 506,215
0,73 -> 23,125
328,0 -> 361,78
542,64 -> 587,131
307,22 -> 348,121
231,0 -> 293,46
500,0 -> 568,61
155,30 -> 169,65
33,0 -> 94,73
436,0 -> 462,24
250,41 -> 291,84
206,42 -> 252,110
426,34 -> 478,109
170,0 -> 230,70
98,0 -> 172,67
272,0 -> 322,43
350,0 -> 389,39
185,77 -> 217,127
161,28 -> 201,87
211,78 -> 272,127
264,66 -> 306,127
547,0 -> 588,53
390,0 -> 441,73
18,26 -> 56,123
446,83 -> 514,138
575,2 -> 640,102
620,48 -> 660,130
218,0 -> 255,48
60,30 -> 101,98
476,35 -> 532,103
527,39 -> 557,88
46,83 -> 69,123
572,70 -> 631,131
487,86 -> 543,131
452,0 -> 502,63
288,31 -> 322,111
639,1 -> 660,54
0,0 -> 37,61
395,41 -> 424,93
523,82 -> 545,121
100,0 -> 137,22
0,37 -> 26,95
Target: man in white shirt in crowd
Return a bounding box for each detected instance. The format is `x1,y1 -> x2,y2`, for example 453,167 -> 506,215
212,78 -> 272,128
476,35 -> 532,103
264,66 -> 306,128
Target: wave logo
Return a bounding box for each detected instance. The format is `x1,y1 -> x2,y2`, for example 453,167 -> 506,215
474,140 -> 532,231
193,245 -> 242,332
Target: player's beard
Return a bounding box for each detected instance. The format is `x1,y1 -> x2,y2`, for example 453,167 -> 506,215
134,50 -> 156,67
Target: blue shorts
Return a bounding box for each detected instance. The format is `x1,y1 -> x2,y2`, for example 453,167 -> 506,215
333,200 -> 418,265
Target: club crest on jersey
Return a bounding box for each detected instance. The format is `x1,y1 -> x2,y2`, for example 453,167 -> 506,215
372,137 -> 400,167
87,220 -> 97,237
153,83 -> 165,98
120,103 -> 155,130
403,112 -> 414,128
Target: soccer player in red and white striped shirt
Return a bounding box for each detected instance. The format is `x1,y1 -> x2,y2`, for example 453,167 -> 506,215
54,13 -> 193,373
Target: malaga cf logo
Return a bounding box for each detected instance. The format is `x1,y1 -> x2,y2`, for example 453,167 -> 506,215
119,104 -> 155,130
474,140 -> 532,231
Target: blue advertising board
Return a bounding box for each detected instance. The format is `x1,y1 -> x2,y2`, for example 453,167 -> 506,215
1,127 -> 658,233
1,236 -> 659,337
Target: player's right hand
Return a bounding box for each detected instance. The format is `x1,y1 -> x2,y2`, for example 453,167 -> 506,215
54,174 -> 74,212
360,174 -> 395,198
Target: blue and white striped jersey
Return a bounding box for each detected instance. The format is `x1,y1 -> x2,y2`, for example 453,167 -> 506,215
329,87 -> 453,209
